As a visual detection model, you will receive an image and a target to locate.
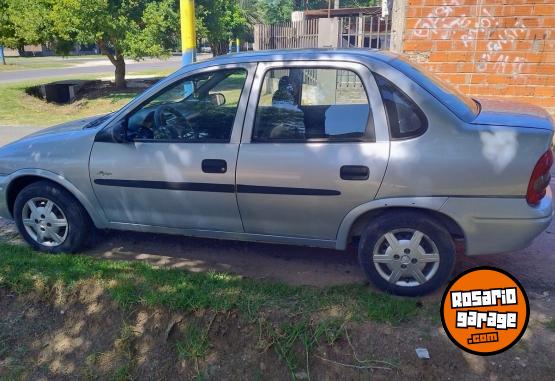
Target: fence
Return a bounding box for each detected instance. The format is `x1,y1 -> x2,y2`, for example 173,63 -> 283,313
254,14 -> 391,51
338,15 -> 391,49
254,19 -> 319,51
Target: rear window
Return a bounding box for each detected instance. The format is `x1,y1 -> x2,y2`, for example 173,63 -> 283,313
388,57 -> 479,122
374,73 -> 427,139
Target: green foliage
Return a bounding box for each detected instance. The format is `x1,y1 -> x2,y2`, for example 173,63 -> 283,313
259,0 -> 294,23
49,0 -> 179,86
0,0 -> 52,52
196,0 -> 250,55
50,0 -> 179,59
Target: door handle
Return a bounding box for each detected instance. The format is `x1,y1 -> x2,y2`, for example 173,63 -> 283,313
202,159 -> 227,174
340,165 -> 369,180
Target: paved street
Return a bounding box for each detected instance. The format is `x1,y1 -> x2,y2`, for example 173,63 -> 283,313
0,55 -> 215,84
0,125 -> 45,146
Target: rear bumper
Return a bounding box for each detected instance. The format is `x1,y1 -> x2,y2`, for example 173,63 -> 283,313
440,188 -> 553,256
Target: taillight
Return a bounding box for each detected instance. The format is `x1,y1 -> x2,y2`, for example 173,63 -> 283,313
526,149 -> 553,205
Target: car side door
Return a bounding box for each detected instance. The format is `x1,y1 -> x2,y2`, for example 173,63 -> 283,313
89,63 -> 255,232
235,61 -> 390,241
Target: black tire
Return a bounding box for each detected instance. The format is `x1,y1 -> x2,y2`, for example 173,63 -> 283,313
358,211 -> 456,297
14,180 -> 93,253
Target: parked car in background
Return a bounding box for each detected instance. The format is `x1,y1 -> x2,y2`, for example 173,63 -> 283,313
0,49 -> 552,295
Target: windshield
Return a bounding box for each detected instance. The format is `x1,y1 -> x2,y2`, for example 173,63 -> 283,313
388,56 -> 480,122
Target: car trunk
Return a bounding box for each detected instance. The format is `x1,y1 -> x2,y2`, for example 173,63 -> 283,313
471,98 -> 554,131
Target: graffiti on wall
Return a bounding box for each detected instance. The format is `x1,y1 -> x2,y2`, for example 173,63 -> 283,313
412,0 -> 527,74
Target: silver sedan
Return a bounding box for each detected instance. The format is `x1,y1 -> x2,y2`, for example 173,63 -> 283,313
0,49 -> 552,295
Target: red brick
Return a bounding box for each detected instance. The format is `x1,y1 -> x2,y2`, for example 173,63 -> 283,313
534,4 -> 555,15
404,40 -> 433,51
448,52 -> 475,62
513,40 -> 534,51
509,5 -> 535,16
434,40 -> 453,51
428,52 -> 449,62
534,86 -> 555,96
541,17 -> 555,27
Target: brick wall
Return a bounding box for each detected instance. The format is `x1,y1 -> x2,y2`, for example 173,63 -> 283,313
402,0 -> 555,113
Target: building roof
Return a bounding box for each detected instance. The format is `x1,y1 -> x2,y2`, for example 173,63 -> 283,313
303,7 -> 382,19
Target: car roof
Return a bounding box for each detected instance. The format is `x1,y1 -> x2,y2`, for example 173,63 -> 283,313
175,48 -> 398,74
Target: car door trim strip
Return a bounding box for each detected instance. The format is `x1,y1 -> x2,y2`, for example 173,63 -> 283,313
94,179 -> 341,196
236,184 -> 341,196
94,179 -> 235,193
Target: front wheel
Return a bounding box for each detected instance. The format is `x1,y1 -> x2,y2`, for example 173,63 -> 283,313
358,211 -> 456,296
14,181 -> 92,253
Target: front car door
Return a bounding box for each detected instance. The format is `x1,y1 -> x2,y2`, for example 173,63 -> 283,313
89,63 -> 255,231
236,61 -> 390,241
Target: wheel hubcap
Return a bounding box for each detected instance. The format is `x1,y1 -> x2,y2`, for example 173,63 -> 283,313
372,229 -> 440,287
21,198 -> 68,247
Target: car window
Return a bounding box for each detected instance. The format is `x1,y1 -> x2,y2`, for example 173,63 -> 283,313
126,69 -> 247,142
252,68 -> 373,142
374,73 -> 427,139
387,56 -> 479,122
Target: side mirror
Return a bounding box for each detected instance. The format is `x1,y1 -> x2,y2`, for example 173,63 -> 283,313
112,119 -> 129,143
210,93 -> 226,106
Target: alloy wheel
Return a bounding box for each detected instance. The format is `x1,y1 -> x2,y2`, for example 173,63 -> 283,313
372,228 -> 440,287
21,197 -> 69,247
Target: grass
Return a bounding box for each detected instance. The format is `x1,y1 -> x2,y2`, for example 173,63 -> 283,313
0,238 -> 424,374
0,242 -> 422,377
0,242 -> 420,324
0,71 -> 173,127
0,78 -> 134,126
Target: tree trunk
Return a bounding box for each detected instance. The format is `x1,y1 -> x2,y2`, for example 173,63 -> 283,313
114,55 -> 126,89
96,39 -> 126,88
17,44 -> 25,57
210,41 -> 228,56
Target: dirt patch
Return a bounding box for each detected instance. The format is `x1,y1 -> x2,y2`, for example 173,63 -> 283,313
1,282 -> 554,380
24,78 -> 161,105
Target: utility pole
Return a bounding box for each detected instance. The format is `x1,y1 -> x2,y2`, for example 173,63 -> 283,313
180,0 -> 196,66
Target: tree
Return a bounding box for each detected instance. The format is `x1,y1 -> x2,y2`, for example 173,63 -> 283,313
259,0 -> 293,23
51,0 -> 179,88
0,0 -> 52,58
195,0 -> 250,56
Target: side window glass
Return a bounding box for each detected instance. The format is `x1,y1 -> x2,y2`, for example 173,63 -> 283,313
373,73 -> 427,139
126,69 -> 247,142
253,68 -> 372,142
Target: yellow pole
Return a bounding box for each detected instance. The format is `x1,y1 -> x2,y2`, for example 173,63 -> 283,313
180,0 -> 196,66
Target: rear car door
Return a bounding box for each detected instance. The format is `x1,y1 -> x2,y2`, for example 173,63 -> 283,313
89,64 -> 255,231
236,61 -> 390,240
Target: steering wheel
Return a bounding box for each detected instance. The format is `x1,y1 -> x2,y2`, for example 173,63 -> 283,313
153,105 -> 194,140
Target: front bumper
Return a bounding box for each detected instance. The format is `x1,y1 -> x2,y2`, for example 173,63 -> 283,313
440,188 -> 553,256
0,175 -> 11,220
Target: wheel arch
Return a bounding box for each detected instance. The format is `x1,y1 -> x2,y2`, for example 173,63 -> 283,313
336,198 -> 466,253
5,170 -> 103,227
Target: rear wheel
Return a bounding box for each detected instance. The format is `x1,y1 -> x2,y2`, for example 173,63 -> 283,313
14,181 -> 92,253
358,211 -> 456,296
